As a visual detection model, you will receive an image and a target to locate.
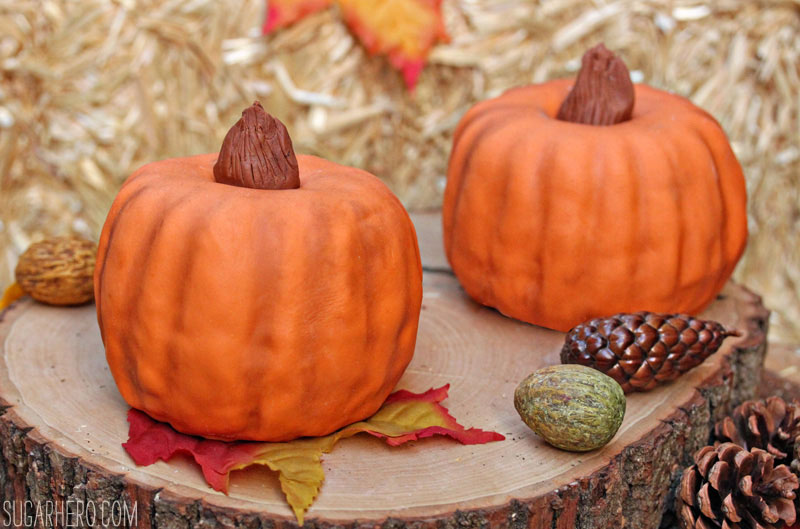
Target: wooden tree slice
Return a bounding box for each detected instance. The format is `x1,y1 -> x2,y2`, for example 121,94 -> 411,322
0,212 -> 768,529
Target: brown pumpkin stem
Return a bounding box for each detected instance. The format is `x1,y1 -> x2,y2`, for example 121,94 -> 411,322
214,101 -> 300,190
556,44 -> 635,126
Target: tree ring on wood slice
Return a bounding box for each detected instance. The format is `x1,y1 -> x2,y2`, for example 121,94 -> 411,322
0,212 -> 769,529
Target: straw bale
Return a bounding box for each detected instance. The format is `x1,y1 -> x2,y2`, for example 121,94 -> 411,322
0,0 -> 798,342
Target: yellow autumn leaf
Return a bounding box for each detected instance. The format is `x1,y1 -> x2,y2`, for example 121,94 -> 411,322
337,0 -> 449,87
0,283 -> 25,310
124,386 -> 503,525
263,0 -> 449,89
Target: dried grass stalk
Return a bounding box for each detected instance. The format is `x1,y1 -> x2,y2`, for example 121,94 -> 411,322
0,0 -> 798,342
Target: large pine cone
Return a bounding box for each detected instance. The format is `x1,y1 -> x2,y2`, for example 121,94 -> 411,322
560,312 -> 739,393
716,397 -> 800,470
678,443 -> 798,529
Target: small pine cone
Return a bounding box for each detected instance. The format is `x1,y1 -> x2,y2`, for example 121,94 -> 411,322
795,443 -> 800,478
715,397 -> 800,469
678,443 -> 799,529
560,312 -> 739,393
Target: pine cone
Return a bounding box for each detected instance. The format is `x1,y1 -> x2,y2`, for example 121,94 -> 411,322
678,443 -> 798,529
715,397 -> 800,469
560,312 -> 739,393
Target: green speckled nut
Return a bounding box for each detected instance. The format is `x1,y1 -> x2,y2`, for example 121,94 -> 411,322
514,364 -> 626,452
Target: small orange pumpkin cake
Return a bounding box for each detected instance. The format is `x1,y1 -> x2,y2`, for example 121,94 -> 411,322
95,102 -> 423,441
443,44 -> 747,332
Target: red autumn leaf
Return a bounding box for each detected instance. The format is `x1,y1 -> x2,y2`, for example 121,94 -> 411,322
262,0 -> 333,33
262,0 -> 449,90
123,409 -> 263,492
123,385 -> 503,524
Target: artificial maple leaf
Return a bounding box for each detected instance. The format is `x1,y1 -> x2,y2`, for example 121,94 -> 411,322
336,0 -> 449,89
262,0 -> 449,90
262,0 -> 333,33
0,283 -> 24,311
124,385 -> 503,525
359,385 -> 505,446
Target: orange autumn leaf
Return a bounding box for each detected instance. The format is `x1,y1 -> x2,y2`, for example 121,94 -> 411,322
123,385 -> 503,525
262,0 -> 333,32
0,283 -> 25,311
262,0 -> 449,90
337,0 -> 449,89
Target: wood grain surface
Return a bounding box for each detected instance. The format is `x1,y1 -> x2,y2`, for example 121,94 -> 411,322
0,212 -> 770,528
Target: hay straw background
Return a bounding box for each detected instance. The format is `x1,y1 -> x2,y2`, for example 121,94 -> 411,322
1,0 -> 798,344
